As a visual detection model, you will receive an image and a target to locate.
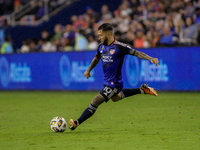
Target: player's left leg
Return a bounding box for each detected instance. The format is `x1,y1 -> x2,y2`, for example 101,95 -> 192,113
69,94 -> 105,131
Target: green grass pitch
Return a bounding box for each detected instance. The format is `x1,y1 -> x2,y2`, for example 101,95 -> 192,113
0,91 -> 200,150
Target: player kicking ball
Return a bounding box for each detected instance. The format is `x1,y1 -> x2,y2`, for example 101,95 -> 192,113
69,23 -> 159,131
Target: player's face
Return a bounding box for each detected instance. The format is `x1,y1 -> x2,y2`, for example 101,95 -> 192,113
98,30 -> 108,45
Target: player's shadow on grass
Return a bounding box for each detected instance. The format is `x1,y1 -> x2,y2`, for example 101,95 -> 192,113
66,127 -> 128,134
42,128 -> 119,135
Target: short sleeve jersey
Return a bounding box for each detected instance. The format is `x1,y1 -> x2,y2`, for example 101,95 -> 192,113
95,40 -> 136,89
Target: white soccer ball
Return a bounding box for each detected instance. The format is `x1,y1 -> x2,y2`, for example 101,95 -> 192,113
50,116 -> 67,132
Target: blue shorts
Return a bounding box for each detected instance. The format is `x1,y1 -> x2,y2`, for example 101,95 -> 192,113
100,85 -> 122,102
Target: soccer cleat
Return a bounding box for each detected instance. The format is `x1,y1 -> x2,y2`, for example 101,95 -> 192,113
140,83 -> 158,96
69,119 -> 77,131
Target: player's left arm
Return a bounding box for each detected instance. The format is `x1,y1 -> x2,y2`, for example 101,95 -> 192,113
119,43 -> 159,66
134,51 -> 159,66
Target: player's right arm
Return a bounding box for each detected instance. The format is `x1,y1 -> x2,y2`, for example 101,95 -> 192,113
84,45 -> 101,79
84,57 -> 100,79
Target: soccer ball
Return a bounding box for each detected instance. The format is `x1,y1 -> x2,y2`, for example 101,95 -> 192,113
50,116 -> 67,132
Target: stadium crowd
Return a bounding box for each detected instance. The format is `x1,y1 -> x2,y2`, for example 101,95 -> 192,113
0,0 -> 67,28
1,0 -> 200,54
0,0 -> 65,16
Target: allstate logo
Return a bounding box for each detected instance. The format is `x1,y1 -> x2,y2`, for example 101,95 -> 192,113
59,55 -> 71,87
0,57 -> 9,87
125,56 -> 139,86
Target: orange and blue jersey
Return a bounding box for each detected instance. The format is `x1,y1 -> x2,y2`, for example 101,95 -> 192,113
95,40 -> 136,89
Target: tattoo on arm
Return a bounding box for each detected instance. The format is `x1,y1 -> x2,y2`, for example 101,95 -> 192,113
135,51 -> 153,60
87,57 -> 100,72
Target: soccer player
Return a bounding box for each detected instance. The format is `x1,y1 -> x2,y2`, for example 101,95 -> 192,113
69,23 -> 159,131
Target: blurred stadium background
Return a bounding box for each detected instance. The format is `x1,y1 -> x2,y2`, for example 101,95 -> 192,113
1,1 -> 200,150
0,0 -> 200,91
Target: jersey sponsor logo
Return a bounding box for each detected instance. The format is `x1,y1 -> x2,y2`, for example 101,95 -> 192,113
109,49 -> 115,55
125,56 -> 169,86
101,56 -> 113,62
0,57 -> 32,87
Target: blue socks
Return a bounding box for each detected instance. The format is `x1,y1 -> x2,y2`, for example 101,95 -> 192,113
120,88 -> 141,99
75,88 -> 141,126
76,103 -> 97,125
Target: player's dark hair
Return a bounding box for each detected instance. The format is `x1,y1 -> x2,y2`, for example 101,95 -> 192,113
98,23 -> 113,32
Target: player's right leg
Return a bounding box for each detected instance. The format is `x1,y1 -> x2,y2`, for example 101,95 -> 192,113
111,83 -> 157,102
140,83 -> 158,96
112,88 -> 142,102
69,94 -> 105,131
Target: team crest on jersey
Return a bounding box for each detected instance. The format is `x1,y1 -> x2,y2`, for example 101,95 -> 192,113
110,49 -> 115,55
